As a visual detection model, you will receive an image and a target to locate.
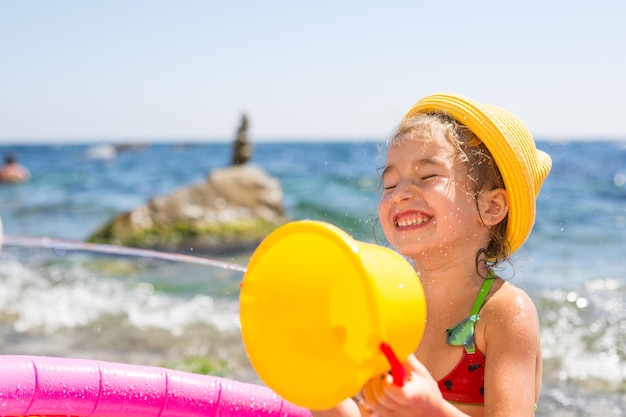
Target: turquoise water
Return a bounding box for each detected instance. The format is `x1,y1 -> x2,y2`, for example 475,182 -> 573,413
0,141 -> 624,416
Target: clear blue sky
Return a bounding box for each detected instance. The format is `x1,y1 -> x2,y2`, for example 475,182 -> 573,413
1,1 -> 625,143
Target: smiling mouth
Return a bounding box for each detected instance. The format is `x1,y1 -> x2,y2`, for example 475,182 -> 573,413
394,212 -> 431,228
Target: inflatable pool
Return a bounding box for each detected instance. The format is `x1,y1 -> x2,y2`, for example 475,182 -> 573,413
0,355 -> 311,417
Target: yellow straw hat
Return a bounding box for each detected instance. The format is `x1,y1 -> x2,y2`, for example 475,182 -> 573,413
403,93 -> 552,254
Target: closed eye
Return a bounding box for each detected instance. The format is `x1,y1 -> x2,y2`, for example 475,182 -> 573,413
380,166 -> 397,191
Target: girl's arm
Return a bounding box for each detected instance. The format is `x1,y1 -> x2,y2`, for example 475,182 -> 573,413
482,288 -> 541,416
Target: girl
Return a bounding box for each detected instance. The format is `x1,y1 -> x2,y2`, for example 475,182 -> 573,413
315,93 -> 551,417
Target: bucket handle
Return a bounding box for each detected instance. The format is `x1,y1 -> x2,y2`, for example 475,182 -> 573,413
379,342 -> 405,387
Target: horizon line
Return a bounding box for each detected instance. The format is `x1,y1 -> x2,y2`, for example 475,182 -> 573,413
0,135 -> 625,146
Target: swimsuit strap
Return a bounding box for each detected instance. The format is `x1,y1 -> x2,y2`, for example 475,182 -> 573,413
445,270 -> 496,354
469,269 -> 496,316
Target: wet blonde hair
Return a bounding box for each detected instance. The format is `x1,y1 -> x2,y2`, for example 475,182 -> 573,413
387,113 -> 509,266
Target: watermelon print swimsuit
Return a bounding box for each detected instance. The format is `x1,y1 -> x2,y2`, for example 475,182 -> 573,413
436,271 -> 495,405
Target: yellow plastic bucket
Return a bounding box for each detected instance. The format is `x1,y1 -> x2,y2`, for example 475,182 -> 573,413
239,220 -> 426,409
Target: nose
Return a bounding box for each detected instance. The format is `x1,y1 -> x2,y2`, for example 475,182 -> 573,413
391,179 -> 415,203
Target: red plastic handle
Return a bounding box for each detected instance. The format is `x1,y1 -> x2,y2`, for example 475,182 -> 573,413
379,342 -> 405,387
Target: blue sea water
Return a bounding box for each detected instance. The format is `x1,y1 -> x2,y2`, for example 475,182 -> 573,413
0,140 -> 624,416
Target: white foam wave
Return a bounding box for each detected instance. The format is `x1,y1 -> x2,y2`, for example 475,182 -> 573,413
0,256 -> 240,335
539,278 -> 626,387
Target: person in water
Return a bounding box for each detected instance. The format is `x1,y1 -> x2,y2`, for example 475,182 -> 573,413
0,153 -> 31,183
314,93 -> 551,417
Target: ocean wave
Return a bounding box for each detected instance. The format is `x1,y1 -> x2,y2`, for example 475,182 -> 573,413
537,277 -> 626,391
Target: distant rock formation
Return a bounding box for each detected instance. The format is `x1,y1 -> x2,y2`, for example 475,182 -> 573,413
231,114 -> 252,165
87,115 -> 288,254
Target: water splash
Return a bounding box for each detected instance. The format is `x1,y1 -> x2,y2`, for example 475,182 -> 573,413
3,235 -> 247,272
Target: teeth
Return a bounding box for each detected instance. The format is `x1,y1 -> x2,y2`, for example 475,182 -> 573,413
396,213 -> 429,227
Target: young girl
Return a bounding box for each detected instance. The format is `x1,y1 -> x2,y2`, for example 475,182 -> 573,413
314,93 -> 551,417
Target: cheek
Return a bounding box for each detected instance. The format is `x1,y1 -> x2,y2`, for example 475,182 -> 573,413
377,199 -> 397,239
377,196 -> 391,221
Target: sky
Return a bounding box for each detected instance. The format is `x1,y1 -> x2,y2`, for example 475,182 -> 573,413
1,0 -> 625,144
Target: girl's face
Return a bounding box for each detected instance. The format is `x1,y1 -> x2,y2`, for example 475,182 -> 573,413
378,134 -> 491,264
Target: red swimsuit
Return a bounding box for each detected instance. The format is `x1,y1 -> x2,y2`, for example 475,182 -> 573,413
436,276 -> 495,405
437,346 -> 486,404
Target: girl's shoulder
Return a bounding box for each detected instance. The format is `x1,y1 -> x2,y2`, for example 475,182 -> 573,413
480,280 -> 540,340
485,281 -> 537,316
473,280 -> 540,358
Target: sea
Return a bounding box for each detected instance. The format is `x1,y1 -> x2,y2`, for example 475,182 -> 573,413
0,140 -> 624,417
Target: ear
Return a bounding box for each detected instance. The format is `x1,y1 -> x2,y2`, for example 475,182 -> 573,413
479,188 -> 508,227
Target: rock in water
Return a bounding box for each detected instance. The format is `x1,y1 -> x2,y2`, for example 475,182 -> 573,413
88,164 -> 288,254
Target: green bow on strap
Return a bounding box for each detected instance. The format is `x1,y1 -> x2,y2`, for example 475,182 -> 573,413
446,314 -> 479,354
